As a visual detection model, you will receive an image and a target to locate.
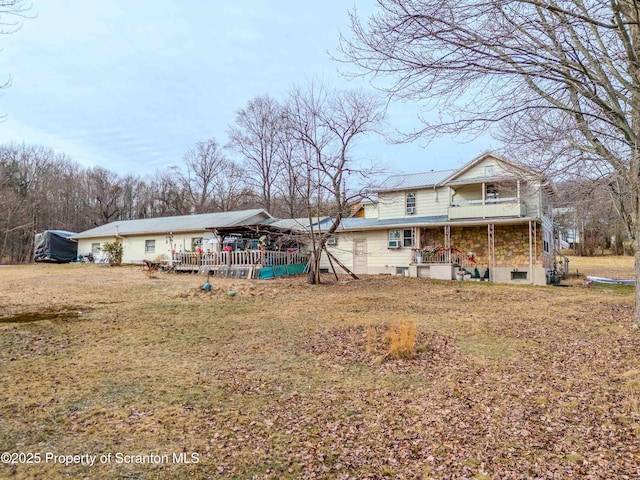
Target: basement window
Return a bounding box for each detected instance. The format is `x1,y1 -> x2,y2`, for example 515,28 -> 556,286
396,267 -> 409,276
511,271 -> 528,280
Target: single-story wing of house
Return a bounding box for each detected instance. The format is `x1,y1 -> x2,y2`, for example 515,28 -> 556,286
72,209 -> 275,264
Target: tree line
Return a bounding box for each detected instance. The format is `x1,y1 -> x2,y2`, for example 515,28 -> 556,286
0,83 -> 385,265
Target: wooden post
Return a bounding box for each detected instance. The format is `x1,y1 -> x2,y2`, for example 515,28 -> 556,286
326,249 -> 359,280
324,246 -> 340,281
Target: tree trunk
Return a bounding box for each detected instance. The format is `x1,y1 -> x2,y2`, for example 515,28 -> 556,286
307,250 -> 321,284
634,229 -> 640,328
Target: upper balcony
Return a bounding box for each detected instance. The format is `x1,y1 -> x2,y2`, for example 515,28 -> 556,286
448,197 -> 527,220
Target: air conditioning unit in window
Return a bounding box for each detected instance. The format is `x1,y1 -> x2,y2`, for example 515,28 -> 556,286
326,236 -> 337,246
406,207 -> 416,215
388,240 -> 401,249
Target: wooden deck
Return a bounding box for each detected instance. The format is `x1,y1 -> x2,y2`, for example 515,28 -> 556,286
172,250 -> 309,277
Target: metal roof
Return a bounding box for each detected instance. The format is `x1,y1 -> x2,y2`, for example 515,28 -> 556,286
336,215 -> 449,231
265,217 -> 328,231
72,209 -> 272,239
334,215 -> 538,231
378,169 -> 456,192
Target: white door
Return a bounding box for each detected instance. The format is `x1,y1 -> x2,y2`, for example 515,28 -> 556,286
353,239 -> 368,274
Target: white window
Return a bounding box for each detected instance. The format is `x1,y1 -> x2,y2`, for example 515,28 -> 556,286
389,229 -> 415,248
145,240 -> 155,253
91,243 -> 101,254
403,229 -> 415,247
485,165 -> 495,176
191,237 -> 203,249
405,192 -> 416,215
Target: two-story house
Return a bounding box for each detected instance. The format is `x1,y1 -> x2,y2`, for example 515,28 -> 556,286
323,152 -> 555,285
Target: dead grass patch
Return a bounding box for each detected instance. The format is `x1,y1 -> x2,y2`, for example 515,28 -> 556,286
565,253 -> 634,279
0,262 -> 639,478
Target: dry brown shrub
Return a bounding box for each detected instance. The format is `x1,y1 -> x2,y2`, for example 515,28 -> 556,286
387,318 -> 417,360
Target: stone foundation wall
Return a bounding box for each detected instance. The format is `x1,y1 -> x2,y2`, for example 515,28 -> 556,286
421,223 -> 543,269
420,228 -> 445,247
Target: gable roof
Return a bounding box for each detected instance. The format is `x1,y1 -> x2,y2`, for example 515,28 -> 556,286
72,209 -> 273,239
445,151 -> 535,183
377,169 -> 456,192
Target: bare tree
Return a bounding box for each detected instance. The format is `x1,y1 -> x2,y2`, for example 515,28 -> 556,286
0,1 -> 32,99
83,166 -> 123,226
210,161 -> 252,212
0,0 -> 30,31
0,143 -> 71,262
174,139 -> 227,214
285,81 -> 386,283
227,95 -> 284,213
274,125 -> 308,218
150,170 -> 190,216
341,0 -> 640,324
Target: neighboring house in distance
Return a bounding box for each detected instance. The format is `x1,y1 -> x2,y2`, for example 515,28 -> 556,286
72,209 -> 274,264
323,152 -> 556,285
553,206 -> 580,249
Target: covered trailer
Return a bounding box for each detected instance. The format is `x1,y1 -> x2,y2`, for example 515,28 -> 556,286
34,230 -> 78,263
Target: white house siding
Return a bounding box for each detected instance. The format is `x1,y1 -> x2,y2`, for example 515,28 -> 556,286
416,188 -> 448,216
377,192 -> 406,219
378,188 -> 448,219
77,237 -> 112,260
363,203 -> 378,219
452,184 -> 483,203
454,157 -> 508,181
518,181 -> 549,218
77,231 -> 214,264
324,230 -> 414,276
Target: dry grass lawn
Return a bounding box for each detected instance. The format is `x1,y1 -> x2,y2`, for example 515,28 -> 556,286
562,253 -> 636,280
0,257 -> 639,479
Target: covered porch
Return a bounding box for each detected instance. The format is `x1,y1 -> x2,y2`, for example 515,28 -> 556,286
409,220 -> 552,285
169,223 -> 310,279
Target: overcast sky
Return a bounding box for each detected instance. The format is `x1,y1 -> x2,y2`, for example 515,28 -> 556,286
0,1 -> 496,177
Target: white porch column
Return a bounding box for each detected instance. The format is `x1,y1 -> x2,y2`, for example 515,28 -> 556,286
529,220 -> 534,285
487,223 -> 495,282
444,225 -> 451,263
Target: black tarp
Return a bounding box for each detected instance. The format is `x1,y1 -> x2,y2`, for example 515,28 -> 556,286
34,230 -> 78,263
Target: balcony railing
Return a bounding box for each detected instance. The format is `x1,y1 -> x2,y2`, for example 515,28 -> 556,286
448,198 -> 526,220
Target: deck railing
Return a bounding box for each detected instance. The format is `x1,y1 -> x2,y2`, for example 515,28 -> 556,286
173,250 -> 309,269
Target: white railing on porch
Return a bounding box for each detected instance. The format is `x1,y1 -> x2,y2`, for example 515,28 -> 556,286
173,250 -> 309,269
413,248 -> 476,272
